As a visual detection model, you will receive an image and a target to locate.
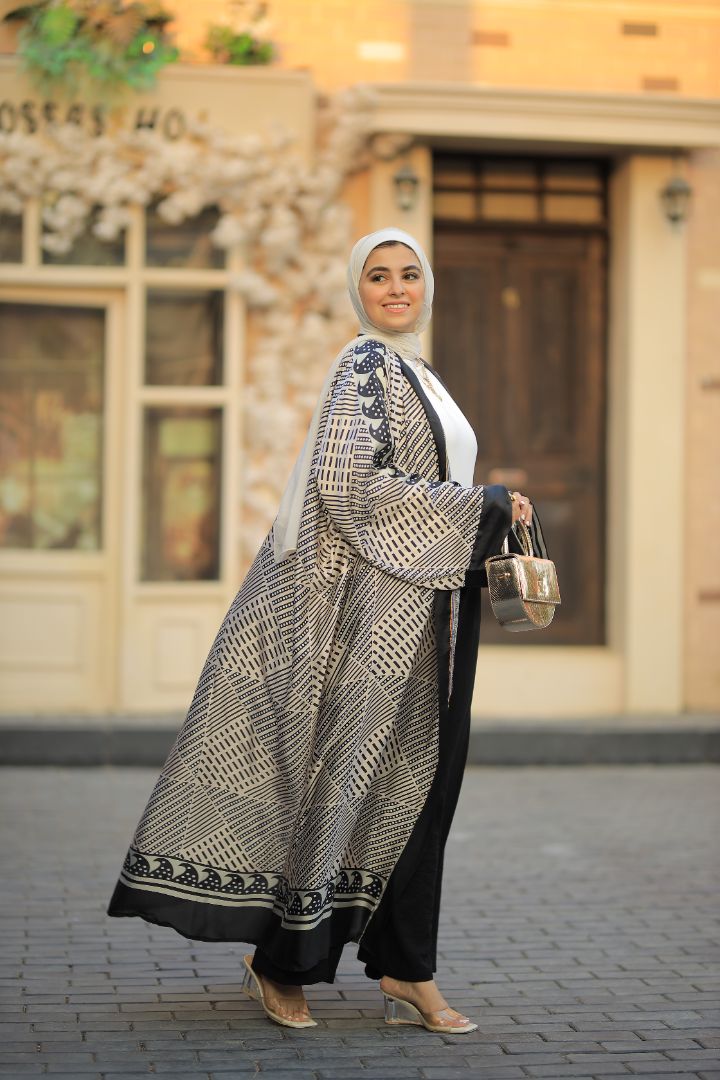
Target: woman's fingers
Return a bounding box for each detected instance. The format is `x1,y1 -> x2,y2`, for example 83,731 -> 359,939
510,492 -> 533,526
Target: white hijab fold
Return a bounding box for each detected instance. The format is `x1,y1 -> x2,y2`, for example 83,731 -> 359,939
273,227 -> 433,561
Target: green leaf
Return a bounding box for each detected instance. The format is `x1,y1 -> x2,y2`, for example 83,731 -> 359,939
39,4 -> 79,45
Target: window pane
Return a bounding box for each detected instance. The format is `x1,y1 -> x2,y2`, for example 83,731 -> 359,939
0,215 -> 22,262
482,160 -> 536,190
0,303 -> 104,550
433,158 -> 474,190
145,205 -> 224,269
145,289 -> 224,386
543,194 -> 603,223
141,407 -> 222,581
545,162 -> 602,192
433,191 -> 476,220
41,204 -> 125,266
482,192 -> 538,220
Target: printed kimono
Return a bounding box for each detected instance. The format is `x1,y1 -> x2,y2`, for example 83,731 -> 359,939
108,337 -> 514,977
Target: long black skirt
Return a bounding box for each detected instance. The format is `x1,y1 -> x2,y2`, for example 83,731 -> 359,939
252,585 -> 482,985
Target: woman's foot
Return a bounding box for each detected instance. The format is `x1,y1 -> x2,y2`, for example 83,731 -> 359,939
380,974 -> 476,1032
258,973 -> 313,1023
242,954 -> 316,1027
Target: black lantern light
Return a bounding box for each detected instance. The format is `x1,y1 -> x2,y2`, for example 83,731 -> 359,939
660,173 -> 692,225
393,162 -> 420,212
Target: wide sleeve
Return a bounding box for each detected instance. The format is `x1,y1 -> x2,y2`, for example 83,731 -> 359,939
312,339 -> 512,591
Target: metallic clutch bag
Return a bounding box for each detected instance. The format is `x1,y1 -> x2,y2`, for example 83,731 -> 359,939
485,522 -> 561,632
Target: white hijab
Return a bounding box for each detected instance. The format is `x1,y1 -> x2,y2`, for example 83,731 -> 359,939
273,227 -> 433,561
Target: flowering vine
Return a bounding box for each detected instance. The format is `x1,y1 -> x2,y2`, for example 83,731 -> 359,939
0,87 -> 411,560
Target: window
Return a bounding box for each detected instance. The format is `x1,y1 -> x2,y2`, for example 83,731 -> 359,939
0,215 -> 23,263
0,302 -> 105,550
434,156 -> 607,226
141,407 -> 222,582
145,205 -> 224,269
41,203 -> 126,266
145,289 -> 224,386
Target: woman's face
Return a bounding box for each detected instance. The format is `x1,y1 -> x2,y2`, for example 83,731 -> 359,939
358,243 -> 425,333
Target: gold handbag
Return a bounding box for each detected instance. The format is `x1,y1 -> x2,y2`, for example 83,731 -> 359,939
485,521 -> 561,632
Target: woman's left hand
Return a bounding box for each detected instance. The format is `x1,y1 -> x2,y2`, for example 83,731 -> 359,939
509,491 -> 533,527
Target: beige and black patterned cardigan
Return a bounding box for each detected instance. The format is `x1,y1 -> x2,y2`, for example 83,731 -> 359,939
108,337 -> 513,962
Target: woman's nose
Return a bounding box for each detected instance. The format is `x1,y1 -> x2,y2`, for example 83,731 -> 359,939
388,276 -> 406,295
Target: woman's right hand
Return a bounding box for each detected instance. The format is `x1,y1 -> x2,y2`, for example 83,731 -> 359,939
509,491 -> 533,527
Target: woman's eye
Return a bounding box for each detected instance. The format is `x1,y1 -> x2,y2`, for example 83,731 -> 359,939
370,274 -> 385,283
404,272 -> 419,281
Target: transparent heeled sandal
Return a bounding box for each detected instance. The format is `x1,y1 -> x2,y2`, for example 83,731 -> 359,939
383,992 -> 478,1034
241,954 -> 317,1029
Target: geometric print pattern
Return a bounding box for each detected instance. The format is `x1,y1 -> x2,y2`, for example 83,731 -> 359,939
112,338 -> 489,943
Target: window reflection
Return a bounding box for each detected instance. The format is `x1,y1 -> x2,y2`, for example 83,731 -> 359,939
145,205 -> 224,269
145,289 -> 224,386
141,407 -> 222,582
0,215 -> 23,263
0,303 -> 104,550
41,204 -> 125,266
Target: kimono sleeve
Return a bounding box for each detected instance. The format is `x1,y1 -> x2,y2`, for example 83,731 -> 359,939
312,339 -> 512,590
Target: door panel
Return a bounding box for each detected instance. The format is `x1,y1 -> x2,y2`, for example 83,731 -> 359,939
433,228 -> 606,644
0,290 -> 121,709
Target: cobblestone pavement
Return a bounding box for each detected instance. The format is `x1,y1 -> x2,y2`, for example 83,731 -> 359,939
1,765 -> 719,1080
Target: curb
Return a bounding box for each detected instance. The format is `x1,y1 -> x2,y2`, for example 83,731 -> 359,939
1,717 -> 719,766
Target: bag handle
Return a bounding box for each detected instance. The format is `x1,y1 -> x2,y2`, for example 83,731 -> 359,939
502,519 -> 534,557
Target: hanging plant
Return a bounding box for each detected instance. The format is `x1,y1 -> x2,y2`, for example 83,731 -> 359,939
6,0 -> 179,101
204,23 -> 272,66
204,1 -> 274,66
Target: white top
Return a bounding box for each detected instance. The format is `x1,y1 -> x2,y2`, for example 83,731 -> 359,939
406,360 -> 478,486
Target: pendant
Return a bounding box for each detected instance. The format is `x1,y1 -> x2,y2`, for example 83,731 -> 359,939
408,358 -> 443,401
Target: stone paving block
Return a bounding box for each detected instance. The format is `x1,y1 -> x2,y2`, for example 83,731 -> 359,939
665,1052 -> 720,1063
252,1073 -> 320,1079
0,1065 -> 45,1075
625,1063 -> 719,1073
205,1072 -> 258,1078
419,1069 -> 527,1079
44,1059 -> 107,1071
522,1064 -> 632,1076
102,1075 -> 204,1080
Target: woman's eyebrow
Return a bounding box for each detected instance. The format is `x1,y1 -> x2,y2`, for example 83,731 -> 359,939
365,263 -> 421,275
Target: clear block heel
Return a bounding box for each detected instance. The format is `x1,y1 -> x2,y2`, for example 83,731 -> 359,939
241,954 -> 317,1029
383,992 -> 478,1033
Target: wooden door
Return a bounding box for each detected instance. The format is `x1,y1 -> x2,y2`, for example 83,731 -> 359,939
433,228 -> 606,644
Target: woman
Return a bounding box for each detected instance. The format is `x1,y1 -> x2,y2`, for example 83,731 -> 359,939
108,227 -> 539,1034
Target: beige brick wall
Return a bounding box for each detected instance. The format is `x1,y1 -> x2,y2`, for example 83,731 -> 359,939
684,149 -> 720,710
161,0 -> 720,97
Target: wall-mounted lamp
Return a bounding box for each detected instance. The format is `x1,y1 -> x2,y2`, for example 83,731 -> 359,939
660,173 -> 692,226
393,162 -> 420,212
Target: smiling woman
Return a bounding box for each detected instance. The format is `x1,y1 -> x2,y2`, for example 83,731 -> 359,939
108,226 -> 541,1036
358,243 -> 425,333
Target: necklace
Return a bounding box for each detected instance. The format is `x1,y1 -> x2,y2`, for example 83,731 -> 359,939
406,356 -> 444,402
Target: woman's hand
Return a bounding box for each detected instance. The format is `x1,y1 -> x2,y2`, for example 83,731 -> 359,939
509,491 -> 533,527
